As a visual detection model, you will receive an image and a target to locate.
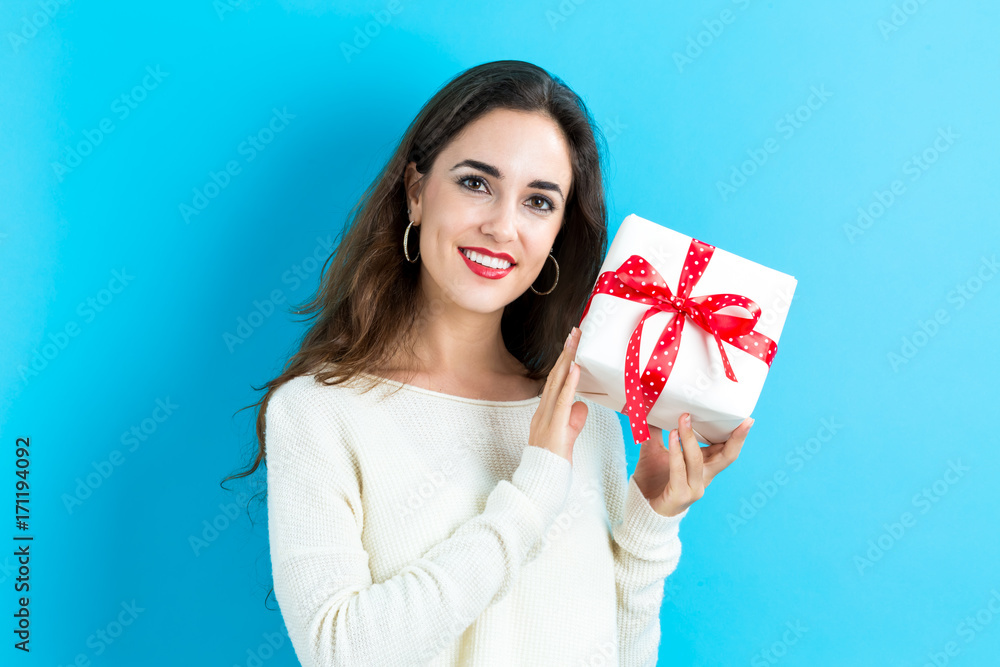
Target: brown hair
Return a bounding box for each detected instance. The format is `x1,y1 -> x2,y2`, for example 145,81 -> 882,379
222,58 -> 609,550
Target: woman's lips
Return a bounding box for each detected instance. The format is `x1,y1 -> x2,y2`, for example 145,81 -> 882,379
458,248 -> 515,279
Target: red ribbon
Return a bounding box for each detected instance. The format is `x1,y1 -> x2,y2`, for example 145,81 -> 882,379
577,238 -> 778,444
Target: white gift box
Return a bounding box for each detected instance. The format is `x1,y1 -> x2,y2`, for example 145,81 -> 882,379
574,214 -> 797,445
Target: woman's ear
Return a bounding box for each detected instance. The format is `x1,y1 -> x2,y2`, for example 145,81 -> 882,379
403,161 -> 423,221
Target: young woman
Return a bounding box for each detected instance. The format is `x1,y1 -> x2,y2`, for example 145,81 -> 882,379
226,59 -> 751,666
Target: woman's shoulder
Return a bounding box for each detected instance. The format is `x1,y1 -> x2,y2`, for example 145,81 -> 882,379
268,369 -> 376,420
264,369 -> 376,451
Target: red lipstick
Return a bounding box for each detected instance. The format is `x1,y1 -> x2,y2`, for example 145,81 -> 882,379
458,247 -> 515,280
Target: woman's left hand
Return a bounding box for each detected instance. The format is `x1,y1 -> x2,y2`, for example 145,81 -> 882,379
632,413 -> 753,517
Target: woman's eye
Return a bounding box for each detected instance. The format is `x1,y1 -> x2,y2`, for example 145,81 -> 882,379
460,176 -> 488,192
457,176 -> 554,213
528,196 -> 552,211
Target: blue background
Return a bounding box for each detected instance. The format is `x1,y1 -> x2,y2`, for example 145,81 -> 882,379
2,1 -> 998,665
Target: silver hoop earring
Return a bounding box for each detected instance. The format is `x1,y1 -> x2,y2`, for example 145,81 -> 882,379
530,250 -> 559,295
403,219 -> 420,263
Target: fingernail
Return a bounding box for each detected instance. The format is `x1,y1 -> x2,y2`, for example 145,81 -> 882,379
748,418 -> 755,428
682,413 -> 691,427
564,331 -> 572,348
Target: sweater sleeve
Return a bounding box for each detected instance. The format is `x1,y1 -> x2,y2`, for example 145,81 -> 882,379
264,382 -> 573,667
602,411 -> 689,667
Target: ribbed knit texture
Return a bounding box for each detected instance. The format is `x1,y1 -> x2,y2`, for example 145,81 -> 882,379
265,369 -> 689,667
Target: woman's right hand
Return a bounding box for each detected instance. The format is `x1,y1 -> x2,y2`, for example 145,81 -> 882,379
528,326 -> 588,465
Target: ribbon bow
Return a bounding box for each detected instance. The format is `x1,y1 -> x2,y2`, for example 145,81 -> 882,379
577,238 -> 778,443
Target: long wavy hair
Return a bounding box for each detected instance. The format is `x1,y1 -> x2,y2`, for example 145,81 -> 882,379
222,59 -> 610,601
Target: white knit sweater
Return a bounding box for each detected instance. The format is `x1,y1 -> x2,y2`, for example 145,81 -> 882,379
265,368 -> 689,667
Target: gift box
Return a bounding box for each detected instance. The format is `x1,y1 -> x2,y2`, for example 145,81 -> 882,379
573,214 -> 797,445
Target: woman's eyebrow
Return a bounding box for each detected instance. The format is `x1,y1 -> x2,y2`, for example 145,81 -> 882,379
450,158 -> 565,202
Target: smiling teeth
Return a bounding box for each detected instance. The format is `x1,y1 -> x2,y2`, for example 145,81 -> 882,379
462,249 -> 511,270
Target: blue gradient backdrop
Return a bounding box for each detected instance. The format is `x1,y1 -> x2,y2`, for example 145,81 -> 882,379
2,1 -> 998,665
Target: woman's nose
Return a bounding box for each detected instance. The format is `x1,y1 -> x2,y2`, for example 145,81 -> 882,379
481,200 -> 518,242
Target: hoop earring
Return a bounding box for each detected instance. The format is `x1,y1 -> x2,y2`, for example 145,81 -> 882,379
530,250 -> 559,295
403,218 -> 420,263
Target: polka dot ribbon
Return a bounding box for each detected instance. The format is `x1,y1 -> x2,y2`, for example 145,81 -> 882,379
577,239 -> 778,444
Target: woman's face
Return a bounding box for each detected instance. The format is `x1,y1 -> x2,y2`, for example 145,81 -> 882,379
405,108 -> 573,316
